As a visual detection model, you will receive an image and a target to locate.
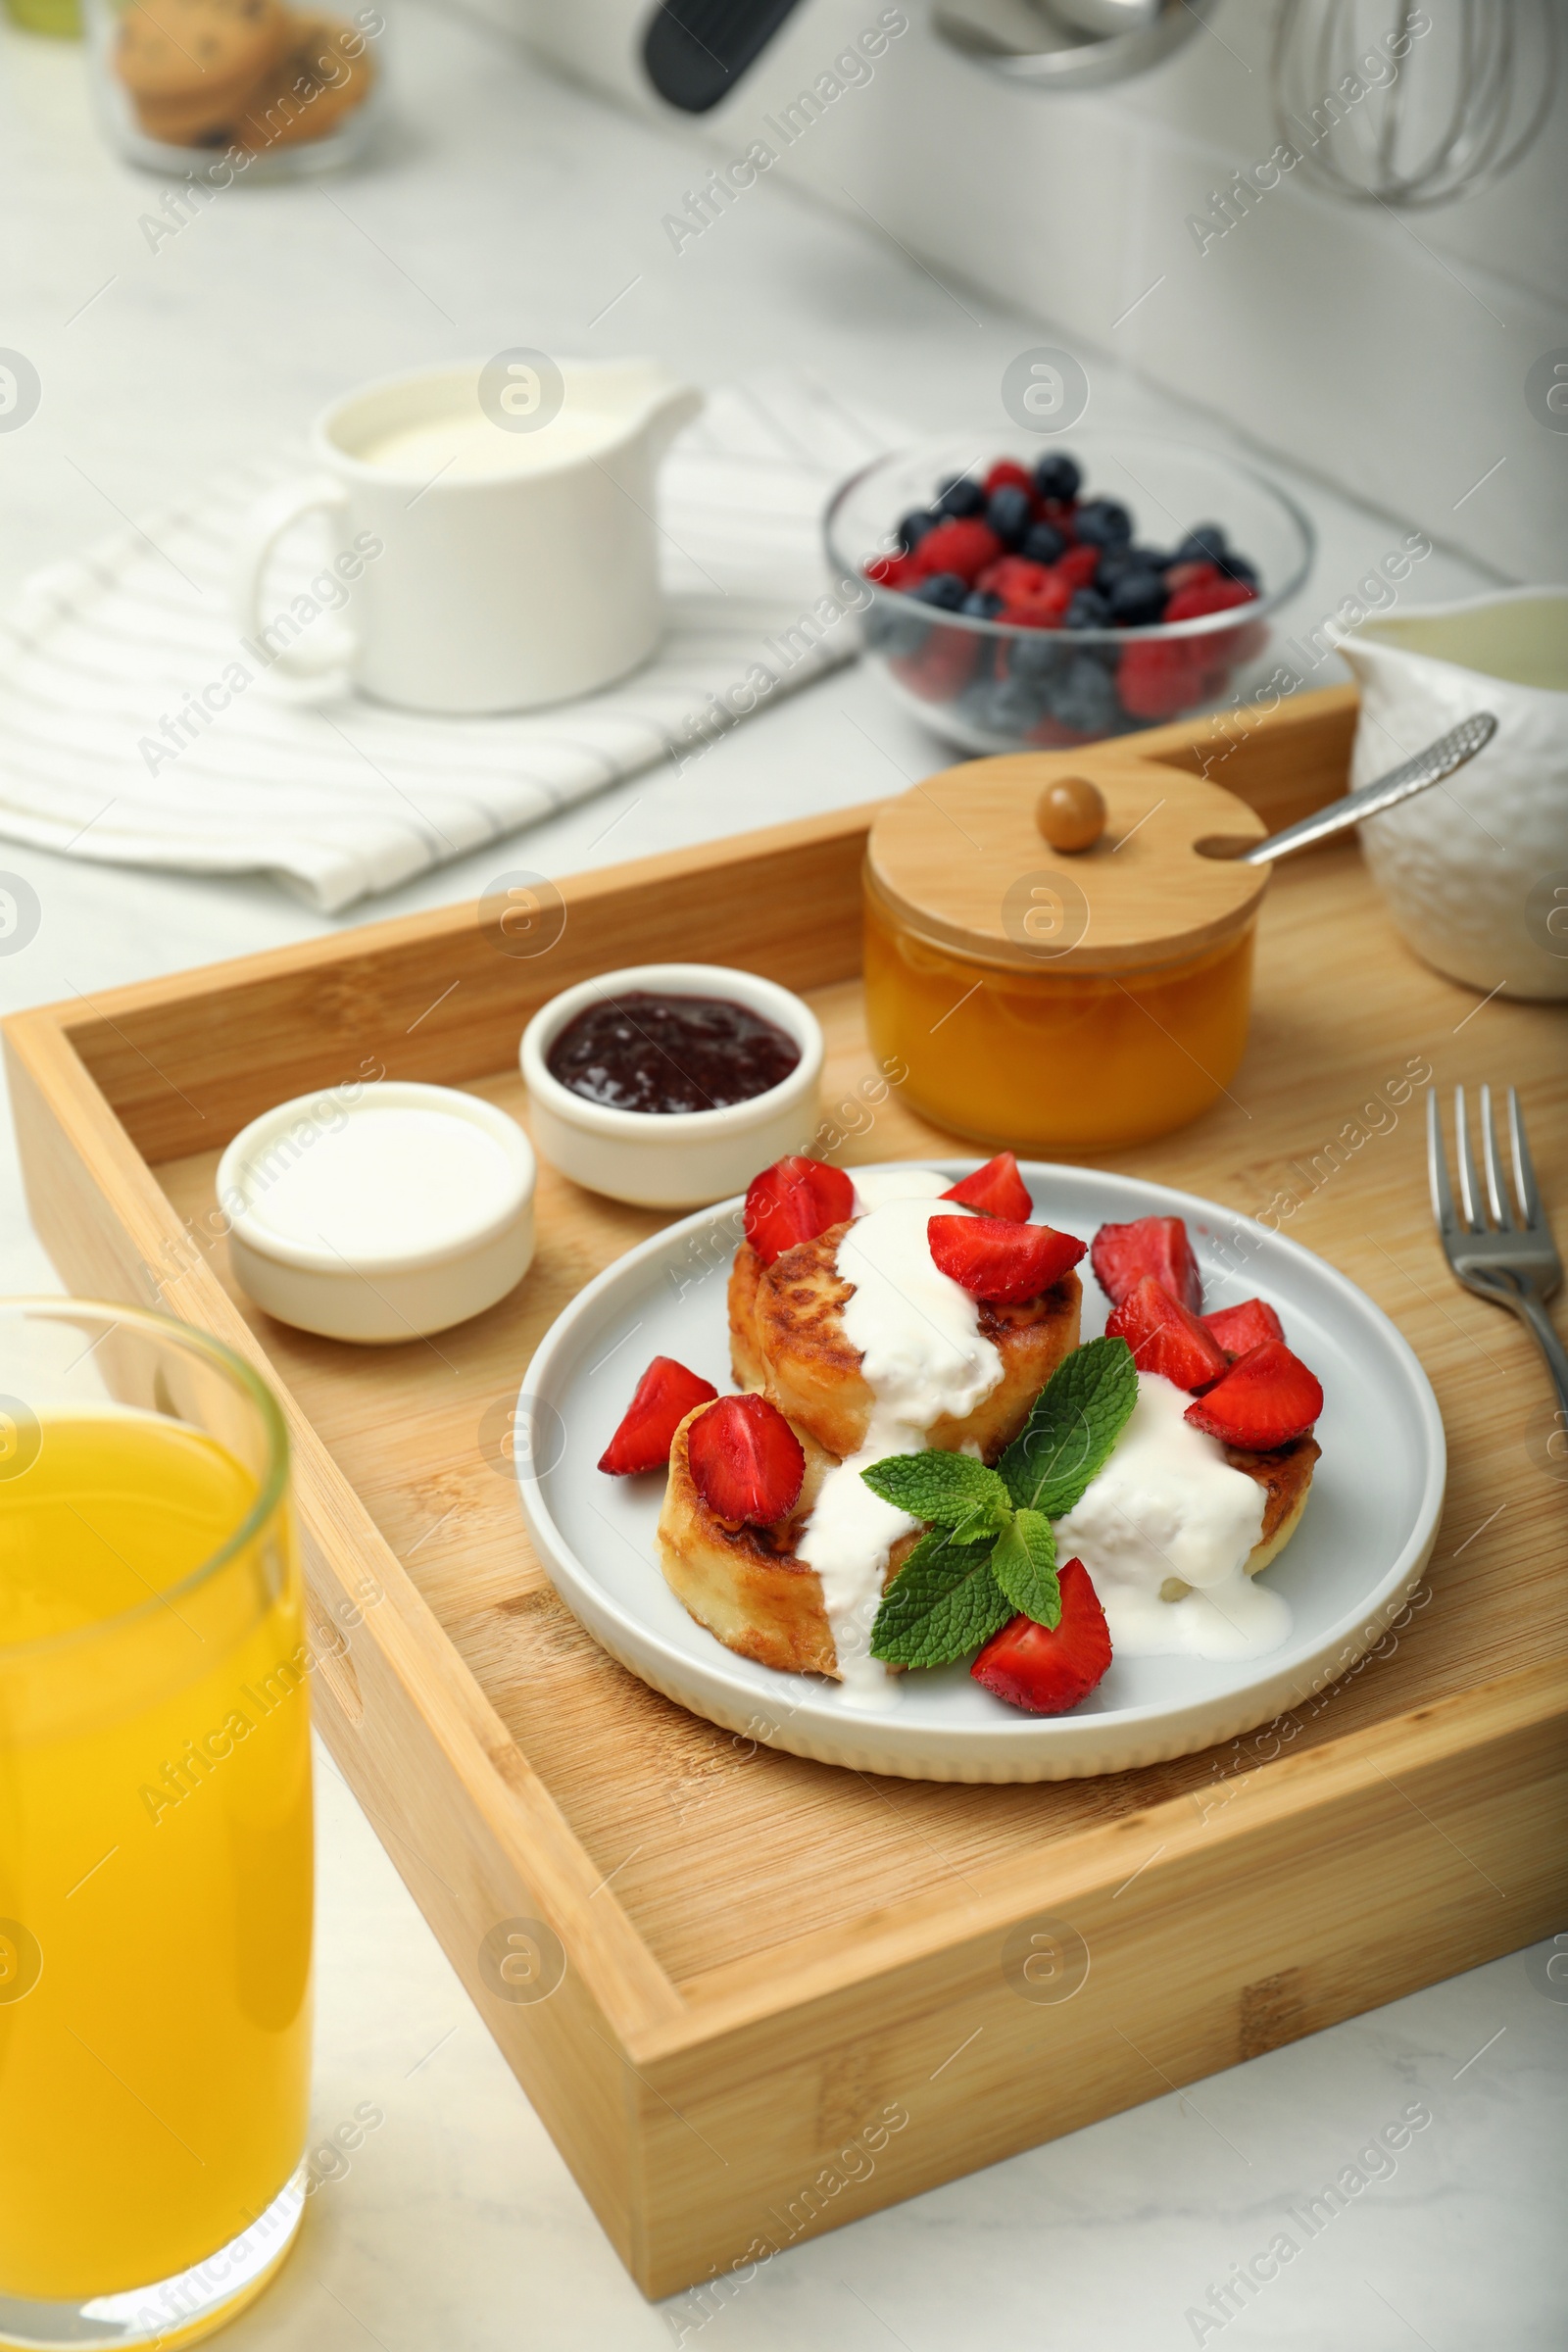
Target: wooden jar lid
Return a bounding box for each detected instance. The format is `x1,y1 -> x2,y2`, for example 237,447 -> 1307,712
866,746 -> 1271,976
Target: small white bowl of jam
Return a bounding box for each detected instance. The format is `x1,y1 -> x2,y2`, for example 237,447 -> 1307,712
520,963 -> 824,1207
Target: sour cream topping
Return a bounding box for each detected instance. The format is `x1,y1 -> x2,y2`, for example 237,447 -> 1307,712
795,1191 -> 1002,1708
1054,1373 -> 1291,1660
850,1165 -> 951,1214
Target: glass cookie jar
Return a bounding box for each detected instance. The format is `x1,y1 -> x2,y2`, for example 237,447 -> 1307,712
84,0 -> 385,180
862,747 -> 1271,1153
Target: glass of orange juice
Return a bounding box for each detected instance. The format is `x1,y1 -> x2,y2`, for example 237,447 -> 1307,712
0,1299 -> 312,2349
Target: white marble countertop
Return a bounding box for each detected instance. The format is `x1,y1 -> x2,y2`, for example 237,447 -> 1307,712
1,5 -> 1562,2346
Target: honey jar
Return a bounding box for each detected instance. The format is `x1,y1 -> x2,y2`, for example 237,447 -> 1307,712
863,745 -> 1270,1153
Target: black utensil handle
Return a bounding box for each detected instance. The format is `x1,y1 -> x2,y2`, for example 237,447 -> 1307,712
642,0 -> 809,113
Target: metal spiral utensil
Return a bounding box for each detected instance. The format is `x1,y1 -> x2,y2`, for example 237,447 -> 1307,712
1271,0 -> 1559,207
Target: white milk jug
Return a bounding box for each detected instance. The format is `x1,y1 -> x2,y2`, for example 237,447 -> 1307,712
232,357 -> 703,716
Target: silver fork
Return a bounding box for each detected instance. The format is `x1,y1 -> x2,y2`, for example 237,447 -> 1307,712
1428,1085 -> 1568,1414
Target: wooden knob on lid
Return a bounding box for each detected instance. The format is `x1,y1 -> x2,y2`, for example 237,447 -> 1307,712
865,748 -> 1272,975
1037,776 -> 1106,854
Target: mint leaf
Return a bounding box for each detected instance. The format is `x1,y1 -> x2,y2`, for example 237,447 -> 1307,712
991,1508 -> 1060,1630
860,1451 -> 1011,1544
1000,1335 -> 1138,1520
870,1531 -> 1013,1668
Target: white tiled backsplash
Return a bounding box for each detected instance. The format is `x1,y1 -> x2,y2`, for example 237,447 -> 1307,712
465,0 -> 1566,582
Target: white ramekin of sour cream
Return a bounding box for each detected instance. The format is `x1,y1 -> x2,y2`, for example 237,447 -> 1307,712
217,1081 -> 536,1344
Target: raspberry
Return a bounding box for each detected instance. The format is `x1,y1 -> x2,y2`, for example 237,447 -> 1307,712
891,627 -> 979,702
911,518 -> 1003,583
1001,582 -> 1072,630
864,553 -> 919,590
1055,544 -> 1102,589
978,556 -> 1051,601
1164,577 -> 1257,622
1117,640 -> 1201,719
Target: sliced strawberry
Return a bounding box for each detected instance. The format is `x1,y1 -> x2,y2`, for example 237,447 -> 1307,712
984,459 -> 1033,497
908,517 -> 1003,585
598,1355 -> 717,1475
687,1394 -> 805,1527
941,1152 -> 1032,1221
928,1214 -> 1085,1304
1090,1216 -> 1202,1313
743,1155 -> 856,1267
1105,1275 -> 1228,1393
1184,1341 -> 1323,1450
1200,1298 -> 1285,1358
971,1560 -> 1111,1715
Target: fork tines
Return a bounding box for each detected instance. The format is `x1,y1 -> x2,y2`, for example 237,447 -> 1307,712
1428,1084 -> 1545,1240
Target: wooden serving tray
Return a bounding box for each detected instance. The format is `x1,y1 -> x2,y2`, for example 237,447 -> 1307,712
9,686 -> 1566,2300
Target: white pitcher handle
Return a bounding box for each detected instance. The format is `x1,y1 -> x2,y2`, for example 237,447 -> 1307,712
230,476 -> 358,698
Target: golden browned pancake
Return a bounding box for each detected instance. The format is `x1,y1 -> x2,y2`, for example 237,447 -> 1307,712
728,1239 -> 767,1393
657,1402 -> 865,1676
730,1220 -> 1081,1461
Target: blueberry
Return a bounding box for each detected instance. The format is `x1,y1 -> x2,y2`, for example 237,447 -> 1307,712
1032,453 -> 1082,504
883,612 -> 933,660
1074,499 -> 1134,550
985,484 -> 1034,547
913,571 -> 969,611
1217,552 -> 1258,586
954,679 -> 998,732
934,473 -> 985,518
1101,545 -> 1168,587
1176,523 -> 1229,564
962,589 -> 1004,618
1007,633 -> 1065,686
1107,570 -> 1168,627
1051,653 -> 1121,737
981,677 -> 1048,738
1065,588 -> 1111,630
1020,520 -> 1065,565
897,510 -> 938,555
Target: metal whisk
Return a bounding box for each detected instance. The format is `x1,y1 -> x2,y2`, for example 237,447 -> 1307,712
1271,0 -> 1560,208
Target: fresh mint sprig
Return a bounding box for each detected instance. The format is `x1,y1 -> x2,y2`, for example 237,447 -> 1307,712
999,1335 -> 1140,1521
866,1336 -> 1137,1669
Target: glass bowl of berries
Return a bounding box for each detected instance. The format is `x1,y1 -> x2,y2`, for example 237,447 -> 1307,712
825,431 -> 1314,754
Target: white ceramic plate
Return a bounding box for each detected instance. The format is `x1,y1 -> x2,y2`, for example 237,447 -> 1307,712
515,1162 -> 1446,1782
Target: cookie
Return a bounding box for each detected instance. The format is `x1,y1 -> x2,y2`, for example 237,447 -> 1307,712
237,13 -> 376,153
116,0 -> 289,108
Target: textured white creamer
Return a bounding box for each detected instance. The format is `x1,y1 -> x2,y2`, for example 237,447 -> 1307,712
795,1192 -> 1001,1707
1054,1373 -> 1291,1659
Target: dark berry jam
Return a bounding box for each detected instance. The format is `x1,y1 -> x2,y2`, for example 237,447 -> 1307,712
546,991 -> 801,1115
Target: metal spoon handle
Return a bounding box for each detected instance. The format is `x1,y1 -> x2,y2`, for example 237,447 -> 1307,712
1238,710 -> 1498,866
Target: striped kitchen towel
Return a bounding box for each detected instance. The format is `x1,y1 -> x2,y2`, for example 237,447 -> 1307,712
0,378 -> 890,913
